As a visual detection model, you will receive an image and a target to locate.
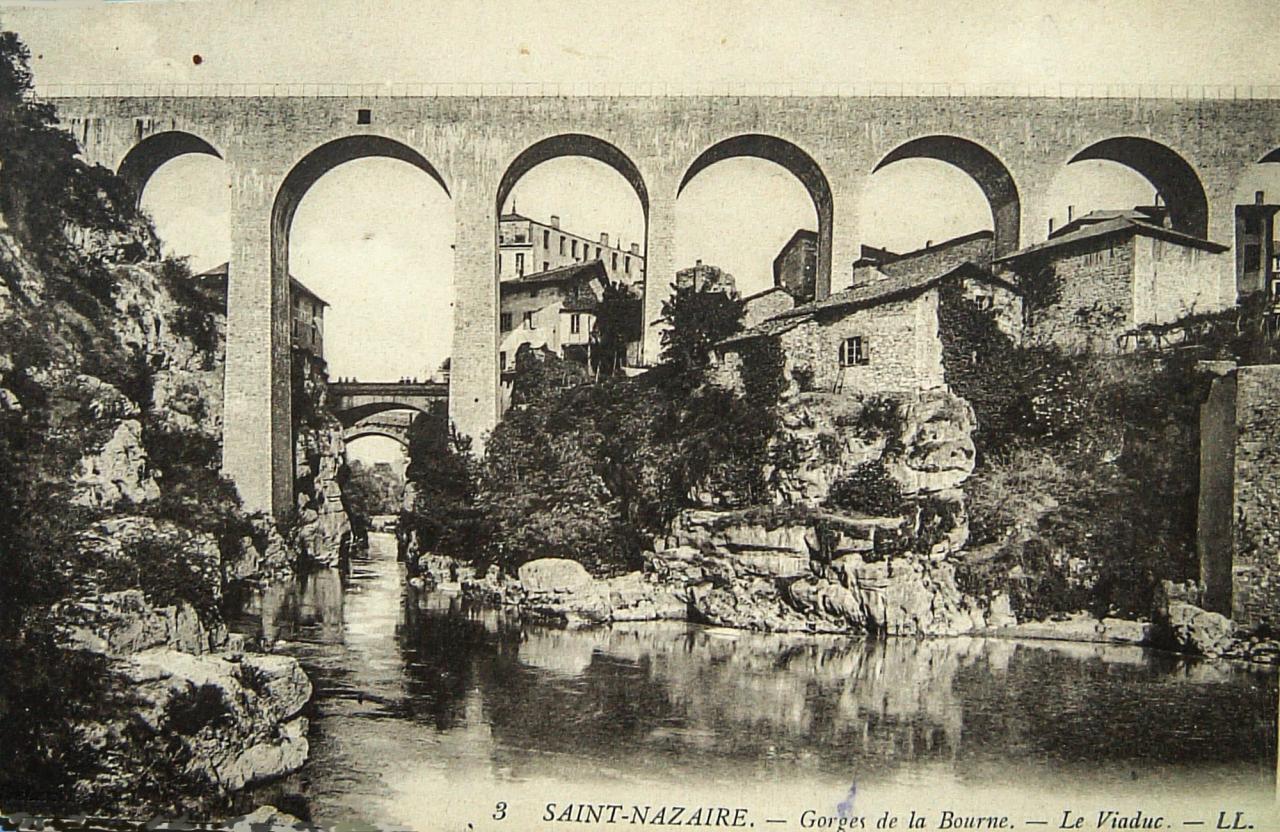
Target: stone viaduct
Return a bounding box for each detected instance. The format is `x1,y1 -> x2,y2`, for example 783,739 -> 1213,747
49,89 -> 1280,516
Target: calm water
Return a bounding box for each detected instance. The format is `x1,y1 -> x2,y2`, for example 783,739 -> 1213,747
230,533 -> 1279,830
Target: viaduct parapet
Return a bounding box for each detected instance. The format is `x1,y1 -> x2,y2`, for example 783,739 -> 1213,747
49,91 -> 1280,515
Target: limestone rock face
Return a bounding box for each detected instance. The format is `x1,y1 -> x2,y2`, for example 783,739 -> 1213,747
74,515 -> 223,605
107,649 -> 312,794
73,418 -> 161,509
293,421 -> 353,569
822,555 -> 977,636
885,390 -> 977,495
54,590 -> 224,656
768,389 -> 977,507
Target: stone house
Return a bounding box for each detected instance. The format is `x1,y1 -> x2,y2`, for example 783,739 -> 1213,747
499,259 -> 608,375
773,229 -> 818,303
741,286 -> 795,328
714,233 -> 1019,397
197,262 -> 328,361
996,210 -> 1229,352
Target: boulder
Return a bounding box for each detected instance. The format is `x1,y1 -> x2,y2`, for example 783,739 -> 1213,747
227,805 -> 310,832
1166,602 -> 1235,656
518,558 -> 593,593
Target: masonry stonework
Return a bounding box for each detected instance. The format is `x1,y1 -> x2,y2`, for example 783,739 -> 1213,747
1230,365 -> 1280,631
53,93 -> 1280,514
1014,236 -> 1135,352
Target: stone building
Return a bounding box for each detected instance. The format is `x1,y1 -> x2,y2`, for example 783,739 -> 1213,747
675,260 -> 737,295
499,212 -> 644,291
197,262 -> 328,361
741,286 -> 795,328
1197,363 -> 1280,631
715,233 -> 1018,396
773,229 -> 818,303
499,259 -> 608,377
1235,192 -> 1279,300
996,210 -> 1229,351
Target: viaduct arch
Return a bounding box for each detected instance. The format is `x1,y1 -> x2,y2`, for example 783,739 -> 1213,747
54,92 -> 1280,516
872,135 -> 1021,256
679,134 -> 834,296
117,129 -> 222,204
1068,136 -> 1209,238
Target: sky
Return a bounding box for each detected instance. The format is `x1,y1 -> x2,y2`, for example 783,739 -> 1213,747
7,0 -> 1279,464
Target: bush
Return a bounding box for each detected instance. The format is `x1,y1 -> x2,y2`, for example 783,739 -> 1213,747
824,460 -> 904,517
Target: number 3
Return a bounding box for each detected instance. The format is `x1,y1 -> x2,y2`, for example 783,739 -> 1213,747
493,801 -> 508,821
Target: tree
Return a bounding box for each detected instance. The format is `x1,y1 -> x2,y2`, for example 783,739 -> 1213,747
591,280 -> 641,378
400,413 -> 486,561
659,282 -> 746,374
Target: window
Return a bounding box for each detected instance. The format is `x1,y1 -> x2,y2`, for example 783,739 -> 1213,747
523,310 -> 534,329
974,294 -> 994,311
498,253 -> 503,273
840,336 -> 869,367
560,236 -> 566,255
500,351 -> 507,371
543,261 -> 549,272
571,240 -> 578,258
500,312 -> 513,331
356,108 -> 371,125
625,256 -> 631,274
543,229 -> 550,248
612,252 -> 618,270
595,246 -> 602,260
570,313 -> 582,334
516,252 -> 525,276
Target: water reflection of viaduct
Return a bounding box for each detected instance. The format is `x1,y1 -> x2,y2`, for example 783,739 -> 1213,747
329,380 -> 448,447
53,91 -> 1280,515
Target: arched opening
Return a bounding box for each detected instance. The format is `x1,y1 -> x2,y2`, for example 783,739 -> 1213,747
137,153 -> 230,274
679,135 -> 832,301
273,135 -> 453,491
871,135 -> 1020,256
860,157 -> 994,266
1040,158 -> 1162,241
1230,153 -> 1280,299
118,130 -> 222,205
495,134 -> 649,396
1067,137 -> 1208,238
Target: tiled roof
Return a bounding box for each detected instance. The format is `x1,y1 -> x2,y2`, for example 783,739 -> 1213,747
501,259 -> 607,291
716,314 -> 808,349
997,217 -> 1227,263
193,261 -> 329,307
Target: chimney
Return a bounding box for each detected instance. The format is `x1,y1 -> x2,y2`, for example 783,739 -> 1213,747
1067,205 -> 1074,222
695,259 -> 702,267
600,232 -> 609,246
630,243 -> 640,254
550,215 -> 560,228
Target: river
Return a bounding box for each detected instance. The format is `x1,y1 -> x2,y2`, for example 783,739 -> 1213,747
229,533 -> 1279,830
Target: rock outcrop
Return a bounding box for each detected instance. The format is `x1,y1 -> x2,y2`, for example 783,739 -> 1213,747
294,421 -> 353,569
73,418 -> 161,509
76,649 -> 312,804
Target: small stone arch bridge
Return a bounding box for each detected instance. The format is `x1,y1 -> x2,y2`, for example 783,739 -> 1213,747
329,380 -> 449,448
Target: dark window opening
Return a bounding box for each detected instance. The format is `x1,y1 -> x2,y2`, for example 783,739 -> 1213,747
356,108 -> 372,125
840,336 -> 869,367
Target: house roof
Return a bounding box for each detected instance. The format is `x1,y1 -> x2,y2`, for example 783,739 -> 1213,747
499,212 -> 532,223
718,236 -> 1012,350
501,259 -> 608,292
195,261 -> 329,307
741,286 -> 792,304
772,228 -> 818,271
997,216 -> 1228,264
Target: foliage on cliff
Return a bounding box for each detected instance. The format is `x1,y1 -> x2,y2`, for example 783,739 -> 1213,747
0,34 -> 259,809
401,284 -> 786,576
947,283 -> 1210,618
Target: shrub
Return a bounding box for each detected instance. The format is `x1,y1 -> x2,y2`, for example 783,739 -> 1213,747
824,460 -> 904,517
